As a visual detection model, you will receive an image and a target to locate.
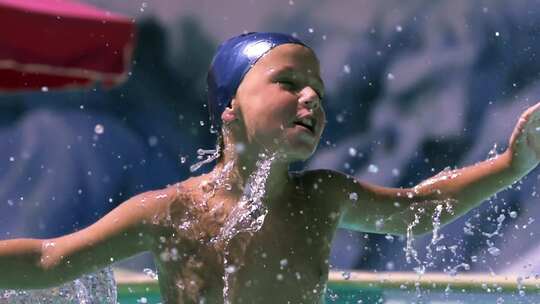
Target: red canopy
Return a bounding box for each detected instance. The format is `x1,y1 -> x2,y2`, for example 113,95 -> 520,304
0,0 -> 135,91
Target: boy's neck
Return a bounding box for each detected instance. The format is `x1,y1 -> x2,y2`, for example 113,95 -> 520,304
209,145 -> 292,203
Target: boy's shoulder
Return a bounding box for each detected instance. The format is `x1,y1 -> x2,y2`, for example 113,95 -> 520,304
294,168 -> 358,206
157,176 -> 210,213
140,178 -> 202,231
293,168 -> 348,184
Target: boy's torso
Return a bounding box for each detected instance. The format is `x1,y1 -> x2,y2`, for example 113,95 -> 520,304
150,170 -> 343,303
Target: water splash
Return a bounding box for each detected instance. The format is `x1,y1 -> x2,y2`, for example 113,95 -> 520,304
425,204 -> 446,268
403,200 -> 456,301
212,152 -> 277,304
0,267 -> 116,304
202,160 -> 236,203
404,211 -> 425,275
190,146 -> 221,172
447,263 -> 470,276
482,213 -> 506,238
487,143 -> 499,160
216,152 -> 276,242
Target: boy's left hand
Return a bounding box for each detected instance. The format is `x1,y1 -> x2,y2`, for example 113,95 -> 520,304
508,102 -> 540,172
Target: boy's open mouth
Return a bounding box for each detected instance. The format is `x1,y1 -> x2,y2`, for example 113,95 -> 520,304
293,116 -> 316,133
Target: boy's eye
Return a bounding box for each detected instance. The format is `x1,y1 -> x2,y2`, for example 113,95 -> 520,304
278,80 -> 324,100
278,80 -> 296,88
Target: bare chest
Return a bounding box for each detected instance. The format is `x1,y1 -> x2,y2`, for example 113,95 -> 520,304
153,184 -> 341,303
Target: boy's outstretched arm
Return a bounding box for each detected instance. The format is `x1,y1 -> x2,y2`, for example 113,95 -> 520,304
0,187 -> 176,289
324,102 -> 540,235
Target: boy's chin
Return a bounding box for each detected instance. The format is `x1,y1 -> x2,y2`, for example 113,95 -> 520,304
255,137 -> 318,162
275,147 -> 316,163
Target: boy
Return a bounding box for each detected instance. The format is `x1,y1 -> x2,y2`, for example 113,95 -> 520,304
0,32 -> 539,303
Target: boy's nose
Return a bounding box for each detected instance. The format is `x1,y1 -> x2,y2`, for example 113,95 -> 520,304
298,86 -> 320,110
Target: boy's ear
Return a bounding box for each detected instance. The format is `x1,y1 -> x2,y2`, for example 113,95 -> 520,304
221,98 -> 238,124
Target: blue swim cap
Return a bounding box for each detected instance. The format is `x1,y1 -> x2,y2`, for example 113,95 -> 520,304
207,32 -> 308,131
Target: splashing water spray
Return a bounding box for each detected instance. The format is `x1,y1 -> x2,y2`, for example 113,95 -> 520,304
191,123 -> 282,303
0,267 -> 116,304
211,152 -> 278,304
403,199 -> 456,301
190,146 -> 222,173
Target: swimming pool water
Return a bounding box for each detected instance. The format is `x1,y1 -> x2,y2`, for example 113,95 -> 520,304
117,281 -> 540,303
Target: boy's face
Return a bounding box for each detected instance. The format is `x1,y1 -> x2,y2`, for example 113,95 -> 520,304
231,43 -> 326,161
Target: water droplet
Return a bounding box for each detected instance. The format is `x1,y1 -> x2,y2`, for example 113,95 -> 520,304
94,124 -> 104,134
375,219 -> 384,230
495,31 -> 500,37
487,143 -> 498,159
348,147 -> 357,157
509,211 -> 518,218
148,136 -> 158,147
143,268 -> 158,280
341,271 -> 351,280
190,146 -> 220,172
43,241 -> 56,248
137,297 -> 148,304
41,86 -> 49,92
387,73 -> 395,80
343,64 -> 351,74
349,192 -> 358,201
488,247 -> 501,256
396,25 -> 403,32
225,265 -> 237,274
367,164 -> 379,173
139,2 -> 147,12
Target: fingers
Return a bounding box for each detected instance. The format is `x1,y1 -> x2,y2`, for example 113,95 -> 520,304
516,102 -> 540,132
510,102 -> 540,147
521,102 -> 540,122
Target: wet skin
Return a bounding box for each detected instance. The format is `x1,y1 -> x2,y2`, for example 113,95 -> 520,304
126,45 -> 540,303
0,38 -> 536,304
151,172 -> 342,303
150,44 -> 341,303
220,43 -> 326,163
